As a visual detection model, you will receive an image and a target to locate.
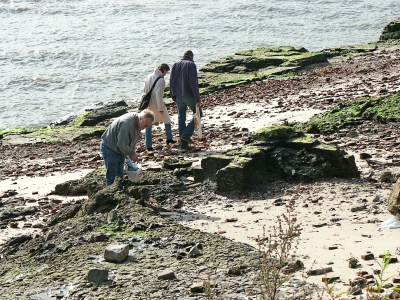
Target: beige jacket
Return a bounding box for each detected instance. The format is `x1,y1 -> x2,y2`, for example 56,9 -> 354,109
143,69 -> 171,124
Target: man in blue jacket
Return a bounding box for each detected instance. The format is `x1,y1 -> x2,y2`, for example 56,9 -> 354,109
169,50 -> 201,150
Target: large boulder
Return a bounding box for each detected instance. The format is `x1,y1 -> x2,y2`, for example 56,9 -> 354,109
194,126 -> 359,192
388,177 -> 400,216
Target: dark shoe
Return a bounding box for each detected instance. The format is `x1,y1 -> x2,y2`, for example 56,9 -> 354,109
166,139 -> 177,144
181,136 -> 194,144
146,147 -> 154,151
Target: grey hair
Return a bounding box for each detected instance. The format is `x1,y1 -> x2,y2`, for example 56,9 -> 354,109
141,109 -> 155,123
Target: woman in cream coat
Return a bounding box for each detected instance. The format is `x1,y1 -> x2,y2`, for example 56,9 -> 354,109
143,63 -> 176,150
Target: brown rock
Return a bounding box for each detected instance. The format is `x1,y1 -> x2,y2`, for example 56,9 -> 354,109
9,222 -> 18,228
387,177 -> 400,215
215,229 -> 226,234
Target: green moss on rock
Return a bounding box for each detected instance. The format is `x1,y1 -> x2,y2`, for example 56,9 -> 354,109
253,125 -> 298,141
299,95 -> 400,133
379,17 -> 400,41
197,46 -> 327,95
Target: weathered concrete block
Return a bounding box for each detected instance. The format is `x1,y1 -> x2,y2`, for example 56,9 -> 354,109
104,244 -> 129,263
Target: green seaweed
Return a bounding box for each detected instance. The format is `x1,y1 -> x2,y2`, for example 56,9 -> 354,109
253,125 -> 298,141
297,95 -> 400,133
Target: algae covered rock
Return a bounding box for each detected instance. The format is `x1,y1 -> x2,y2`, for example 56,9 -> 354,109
195,125 -> 359,192
47,204 -> 82,226
162,158 -> 192,170
70,106 -> 128,127
53,168 -> 106,197
379,17 -> 400,41
253,125 -> 298,142
320,43 -> 377,58
197,46 -> 327,95
299,95 -> 400,134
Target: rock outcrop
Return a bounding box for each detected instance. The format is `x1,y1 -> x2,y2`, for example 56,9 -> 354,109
196,46 -> 327,95
380,17 -> 400,41
194,125 -> 359,192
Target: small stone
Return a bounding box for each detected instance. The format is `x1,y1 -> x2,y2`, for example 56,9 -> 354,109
357,271 -> 369,276
9,222 -> 18,228
350,277 -> 367,287
107,210 -> 118,223
225,218 -> 238,222
190,281 -> 204,293
215,229 -> 226,234
349,286 -> 362,295
351,205 -> 366,212
347,131 -> 359,138
363,274 -> 374,279
158,269 -> 176,280
359,153 -> 372,159
281,267 -> 295,274
227,266 -> 241,275
188,245 -> 201,257
361,253 -> 374,260
172,199 -> 184,209
312,223 -> 327,228
104,244 -> 129,263
32,223 -> 43,228
307,265 -> 333,276
87,268 -> 108,283
322,275 -> 340,283
392,277 -> 400,283
328,246 -> 338,250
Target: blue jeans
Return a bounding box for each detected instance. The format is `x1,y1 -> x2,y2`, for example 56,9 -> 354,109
100,141 -> 125,186
145,123 -> 173,148
177,96 -> 197,149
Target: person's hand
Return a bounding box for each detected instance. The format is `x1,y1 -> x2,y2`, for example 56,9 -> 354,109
196,102 -> 201,107
172,96 -> 177,103
159,111 -> 164,115
130,154 -> 139,163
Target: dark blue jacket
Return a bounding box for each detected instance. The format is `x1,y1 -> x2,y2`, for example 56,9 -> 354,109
169,56 -> 200,103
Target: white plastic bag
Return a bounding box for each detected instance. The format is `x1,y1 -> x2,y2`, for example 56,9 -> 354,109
194,106 -> 202,139
378,215 -> 400,230
125,157 -> 143,182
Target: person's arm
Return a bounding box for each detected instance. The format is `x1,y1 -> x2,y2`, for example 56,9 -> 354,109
188,63 -> 201,105
155,78 -> 166,113
169,64 -> 176,102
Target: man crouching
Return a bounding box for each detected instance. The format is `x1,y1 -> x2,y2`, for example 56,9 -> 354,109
100,109 -> 155,186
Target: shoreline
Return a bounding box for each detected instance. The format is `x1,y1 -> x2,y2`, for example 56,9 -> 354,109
1,46 -> 400,299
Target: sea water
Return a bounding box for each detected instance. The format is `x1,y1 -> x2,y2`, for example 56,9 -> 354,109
1,0 -> 400,130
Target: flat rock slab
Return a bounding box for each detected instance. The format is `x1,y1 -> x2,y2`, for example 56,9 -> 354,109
104,244 -> 129,263
162,159 -> 192,170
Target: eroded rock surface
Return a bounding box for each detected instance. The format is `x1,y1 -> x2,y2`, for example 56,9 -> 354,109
195,125 -> 359,192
